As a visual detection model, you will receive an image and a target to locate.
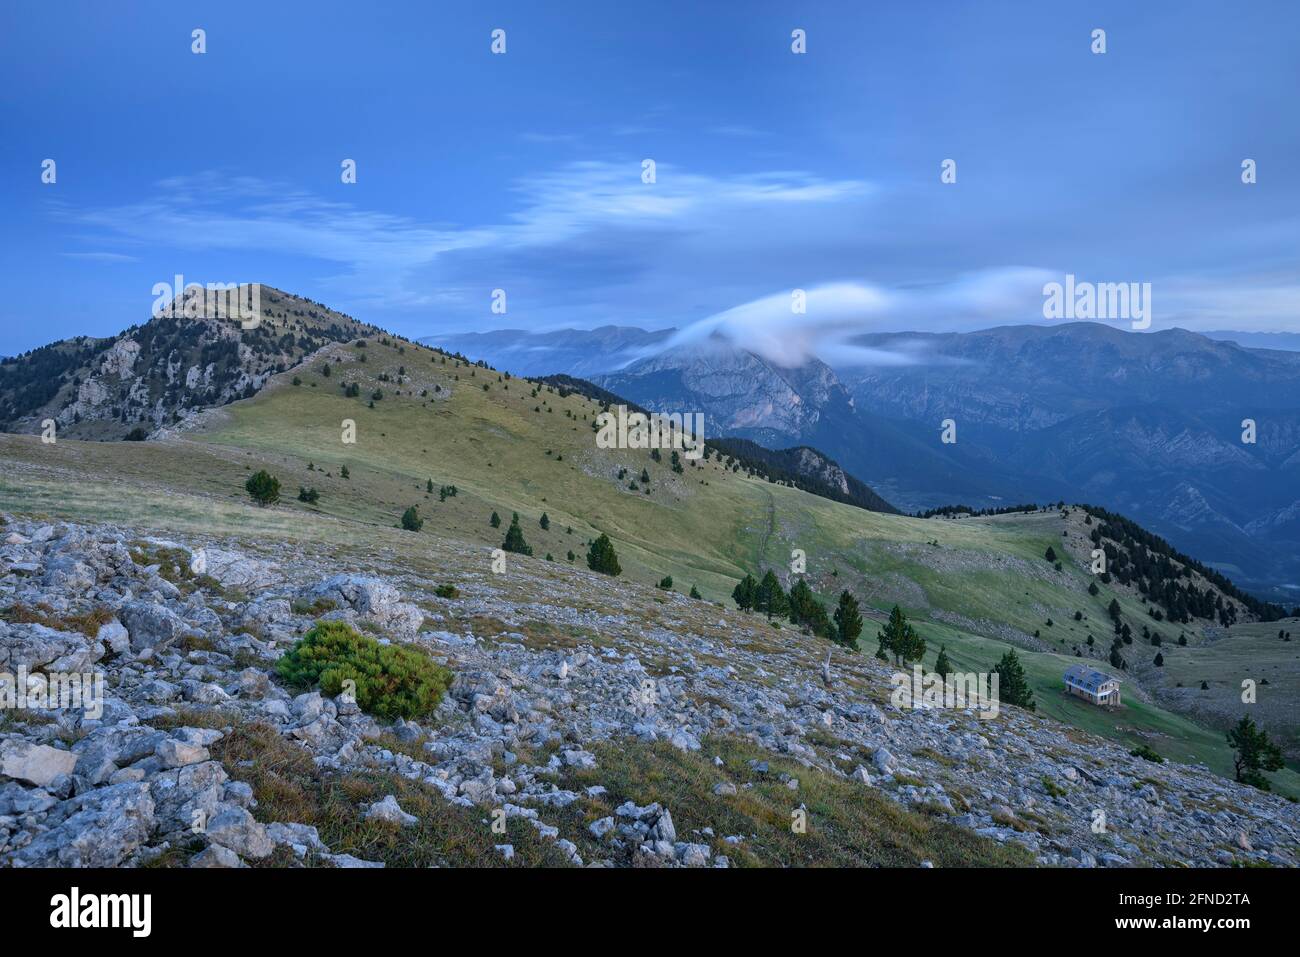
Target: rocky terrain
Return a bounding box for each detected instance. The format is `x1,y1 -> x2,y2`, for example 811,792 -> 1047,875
2,515 -> 1296,868
0,288 -> 373,441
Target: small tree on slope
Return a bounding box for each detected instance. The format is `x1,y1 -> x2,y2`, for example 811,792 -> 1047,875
586,533 -> 621,576
832,590 -> 863,650
993,649 -> 1035,711
502,513 -> 533,556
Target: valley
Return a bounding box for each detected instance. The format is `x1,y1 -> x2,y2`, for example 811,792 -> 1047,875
4,306 -> 1297,806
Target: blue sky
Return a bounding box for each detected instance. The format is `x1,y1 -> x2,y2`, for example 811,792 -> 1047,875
2,0 -> 1298,356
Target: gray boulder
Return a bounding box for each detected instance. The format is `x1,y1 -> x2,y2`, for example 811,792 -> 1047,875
206,804 -> 274,860
364,794 -> 418,827
0,739 -> 78,787
120,601 -> 186,652
10,782 -> 155,867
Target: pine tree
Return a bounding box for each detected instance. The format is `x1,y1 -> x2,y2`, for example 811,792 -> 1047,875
934,645 -> 953,680
755,570 -> 789,621
490,511 -> 501,528
540,512 -> 550,530
787,578 -> 818,626
993,649 -> 1035,710
426,479 -> 434,494
832,590 -> 864,650
731,574 -> 757,611
689,585 -> 702,599
245,470 -> 280,507
586,533 -> 621,576
876,605 -> 923,665
1226,715 -> 1284,790
502,513 -> 533,556
658,575 -> 673,590
400,505 -> 423,532
1044,545 -> 1057,563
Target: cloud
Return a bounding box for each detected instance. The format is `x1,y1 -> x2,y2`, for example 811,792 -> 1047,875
658,269 -> 1056,367
49,164 -> 1299,345
55,163 -> 874,317
1149,275 -> 1300,334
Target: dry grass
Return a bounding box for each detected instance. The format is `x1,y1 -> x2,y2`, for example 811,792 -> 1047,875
0,601 -> 113,637
205,722 -> 575,868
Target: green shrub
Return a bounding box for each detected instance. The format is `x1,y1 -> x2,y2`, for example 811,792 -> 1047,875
275,621 -> 452,720
245,470 -> 281,506
401,505 -> 423,532
1129,744 -> 1165,764
434,584 -> 458,599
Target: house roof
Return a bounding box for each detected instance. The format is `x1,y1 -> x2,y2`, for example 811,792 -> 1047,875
1063,665 -> 1119,692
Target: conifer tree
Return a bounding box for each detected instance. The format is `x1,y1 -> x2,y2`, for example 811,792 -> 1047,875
490,511 -> 501,528
832,590 -> 863,650
400,505 -> 423,532
993,649 -> 1035,710
876,605 -> 923,665
586,533 -> 621,576
245,470 -> 280,507
755,570 -> 789,621
540,512 -> 550,530
502,512 -> 533,556
787,578 -> 818,626
934,645 -> 953,680
731,574 -> 757,611
1226,715 -> 1284,790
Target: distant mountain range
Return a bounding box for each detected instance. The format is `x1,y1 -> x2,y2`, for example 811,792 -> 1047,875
427,323 -> 1300,603
424,326 -> 673,379
1201,330 -> 1300,352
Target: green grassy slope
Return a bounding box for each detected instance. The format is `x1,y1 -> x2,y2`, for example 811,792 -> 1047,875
2,333 -> 1295,797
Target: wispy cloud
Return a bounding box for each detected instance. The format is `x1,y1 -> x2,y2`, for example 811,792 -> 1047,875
659,270 -> 1055,367
59,251 -> 138,263
48,163 -> 1300,344
54,162 -> 874,316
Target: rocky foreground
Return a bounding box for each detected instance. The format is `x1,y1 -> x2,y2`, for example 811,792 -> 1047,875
1,516 -> 1296,868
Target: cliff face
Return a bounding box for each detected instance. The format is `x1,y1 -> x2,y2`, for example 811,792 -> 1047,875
597,343 -> 855,441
